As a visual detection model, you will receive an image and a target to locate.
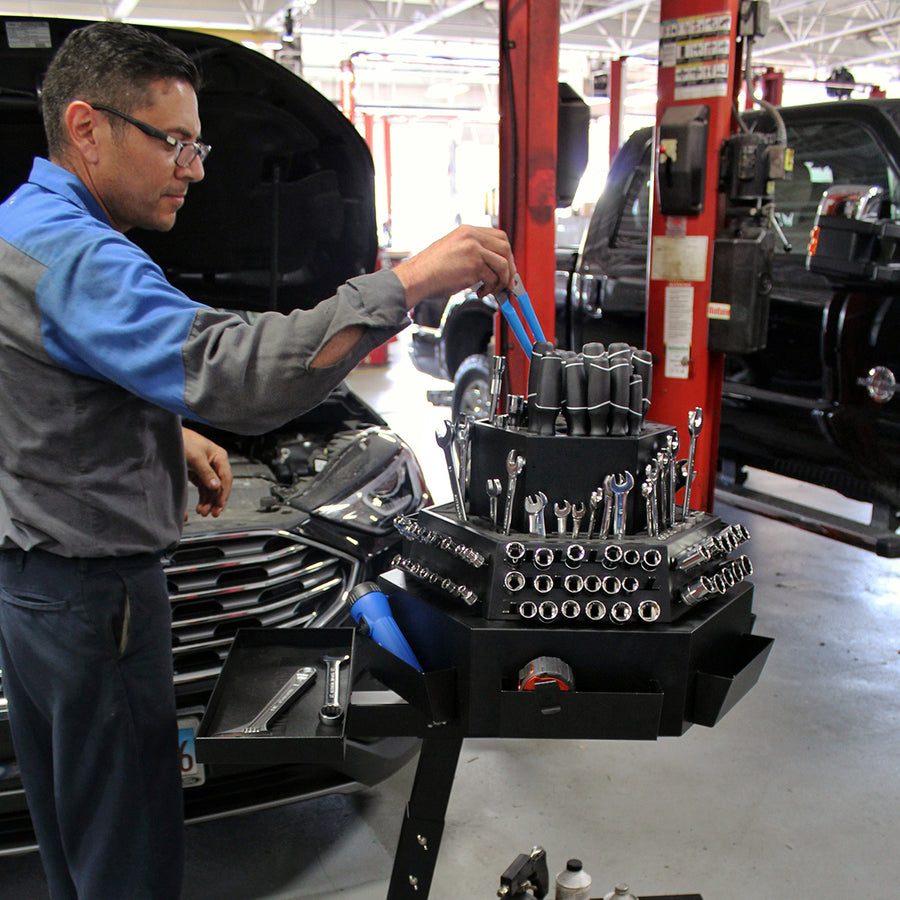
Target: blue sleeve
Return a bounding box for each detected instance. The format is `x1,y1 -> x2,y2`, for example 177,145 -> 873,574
37,227 -> 201,419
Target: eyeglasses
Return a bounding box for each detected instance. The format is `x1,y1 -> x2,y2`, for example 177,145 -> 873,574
90,103 -> 211,168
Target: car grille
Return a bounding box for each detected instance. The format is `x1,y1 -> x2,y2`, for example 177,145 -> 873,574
165,529 -> 358,686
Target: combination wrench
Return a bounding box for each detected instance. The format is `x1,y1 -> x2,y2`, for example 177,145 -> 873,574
435,420 -> 467,521
682,407 -> 703,519
319,653 -> 350,725
608,471 -> 635,539
486,478 -> 503,530
554,500 -> 572,536
524,491 -> 548,536
503,450 -> 525,535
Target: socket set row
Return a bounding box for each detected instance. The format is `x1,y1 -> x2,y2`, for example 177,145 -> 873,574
396,504 -> 752,625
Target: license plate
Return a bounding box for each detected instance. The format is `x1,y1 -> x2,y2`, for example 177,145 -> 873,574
178,717 -> 205,788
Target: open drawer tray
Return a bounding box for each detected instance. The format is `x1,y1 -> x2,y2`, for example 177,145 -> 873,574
196,628 -> 356,766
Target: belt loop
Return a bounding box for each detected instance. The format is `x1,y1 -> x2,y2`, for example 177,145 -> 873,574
15,549 -> 26,572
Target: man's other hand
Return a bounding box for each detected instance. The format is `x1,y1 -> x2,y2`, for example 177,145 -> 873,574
182,427 -> 233,518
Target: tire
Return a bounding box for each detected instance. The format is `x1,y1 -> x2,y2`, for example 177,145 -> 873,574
452,353 -> 492,420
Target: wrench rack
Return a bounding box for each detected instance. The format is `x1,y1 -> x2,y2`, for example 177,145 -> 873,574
468,421 -> 676,534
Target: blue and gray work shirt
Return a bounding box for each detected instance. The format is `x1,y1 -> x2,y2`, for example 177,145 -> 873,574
0,157 -> 409,558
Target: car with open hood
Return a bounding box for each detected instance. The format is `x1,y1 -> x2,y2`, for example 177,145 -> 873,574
0,15 -> 429,854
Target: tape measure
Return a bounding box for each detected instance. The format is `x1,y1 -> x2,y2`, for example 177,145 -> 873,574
517,656 -> 575,692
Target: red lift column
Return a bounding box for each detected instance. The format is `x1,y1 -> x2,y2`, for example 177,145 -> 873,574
645,0 -> 741,512
498,0 -> 560,398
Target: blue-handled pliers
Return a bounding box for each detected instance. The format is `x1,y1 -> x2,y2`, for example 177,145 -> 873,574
497,273 -> 547,357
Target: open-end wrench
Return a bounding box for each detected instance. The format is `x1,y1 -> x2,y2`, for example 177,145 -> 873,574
524,491 -> 548,536
503,451 -> 525,535
486,478 -> 503,530
488,356 -> 506,425
570,501 -> 586,539
598,475 -> 615,539
642,479 -> 658,538
609,471 -> 635,539
644,460 -> 659,537
656,450 -> 668,530
319,653 -> 350,725
666,432 -> 679,527
554,500 -> 571,536
436,420 -> 467,521
587,487 -> 603,539
455,416 -> 473,509
682,407 -> 703,519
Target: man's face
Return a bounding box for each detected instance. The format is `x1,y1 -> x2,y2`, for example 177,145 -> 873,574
93,78 -> 204,233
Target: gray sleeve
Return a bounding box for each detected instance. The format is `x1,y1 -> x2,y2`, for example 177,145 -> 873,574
182,268 -> 409,433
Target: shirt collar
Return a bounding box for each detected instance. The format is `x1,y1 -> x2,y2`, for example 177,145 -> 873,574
27,157 -> 112,226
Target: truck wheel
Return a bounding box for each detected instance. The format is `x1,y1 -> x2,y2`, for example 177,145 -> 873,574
452,354 -> 492,420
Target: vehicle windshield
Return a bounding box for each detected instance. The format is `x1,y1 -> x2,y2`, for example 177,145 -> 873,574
772,116 -> 900,252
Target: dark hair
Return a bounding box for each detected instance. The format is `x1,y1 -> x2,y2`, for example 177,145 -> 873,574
41,21 -> 201,158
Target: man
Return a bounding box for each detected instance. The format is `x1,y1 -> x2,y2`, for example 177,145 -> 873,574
0,21 -> 516,899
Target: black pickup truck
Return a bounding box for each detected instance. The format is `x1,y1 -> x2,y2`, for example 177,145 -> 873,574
410,100 -> 900,555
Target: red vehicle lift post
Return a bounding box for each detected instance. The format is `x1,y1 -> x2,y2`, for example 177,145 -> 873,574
497,0 -> 560,398
645,0 -> 743,513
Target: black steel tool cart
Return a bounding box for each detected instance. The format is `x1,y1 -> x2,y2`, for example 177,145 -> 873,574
197,345 -> 773,899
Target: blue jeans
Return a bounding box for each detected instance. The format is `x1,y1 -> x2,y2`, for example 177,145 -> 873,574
0,548 -> 184,899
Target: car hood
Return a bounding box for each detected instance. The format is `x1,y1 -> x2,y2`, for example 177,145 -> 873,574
0,16 -> 377,313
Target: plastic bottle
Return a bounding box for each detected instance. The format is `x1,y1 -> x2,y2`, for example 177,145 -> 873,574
554,858 -> 592,900
603,884 -> 639,900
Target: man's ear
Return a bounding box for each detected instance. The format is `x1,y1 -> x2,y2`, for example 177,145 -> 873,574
64,100 -> 102,164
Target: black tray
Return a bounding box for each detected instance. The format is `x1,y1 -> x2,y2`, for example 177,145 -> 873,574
196,628 -> 356,765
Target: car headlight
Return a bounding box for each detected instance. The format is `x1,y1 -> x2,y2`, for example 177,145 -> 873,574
311,429 -> 430,534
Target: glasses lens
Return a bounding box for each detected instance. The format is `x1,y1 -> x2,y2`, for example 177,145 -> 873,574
175,142 -> 210,167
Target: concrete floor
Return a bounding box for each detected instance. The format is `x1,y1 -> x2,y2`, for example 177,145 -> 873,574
4,331 -> 900,899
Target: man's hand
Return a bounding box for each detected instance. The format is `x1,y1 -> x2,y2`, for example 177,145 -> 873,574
182,427 -> 233,519
392,225 -> 517,308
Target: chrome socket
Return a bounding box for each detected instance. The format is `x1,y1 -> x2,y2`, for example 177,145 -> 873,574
518,600 -> 538,619
583,574 -> 603,593
602,575 -> 621,595
642,548 -> 663,570
622,548 -> 641,567
533,573 -> 555,594
681,574 -> 718,606
504,570 -> 526,593
585,599 -> 607,621
563,573 -> 584,594
505,541 -> 526,564
638,599 -> 661,622
565,543 -> 586,567
533,547 -> 555,569
561,599 -> 581,619
610,600 -> 633,623
675,543 -> 711,572
621,576 -> 640,593
538,599 -> 559,621
603,544 -> 623,567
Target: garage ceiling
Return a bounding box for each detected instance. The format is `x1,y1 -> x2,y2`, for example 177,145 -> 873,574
2,1 -> 897,105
